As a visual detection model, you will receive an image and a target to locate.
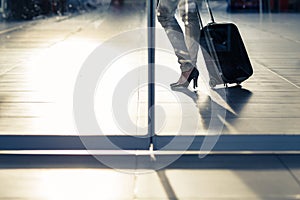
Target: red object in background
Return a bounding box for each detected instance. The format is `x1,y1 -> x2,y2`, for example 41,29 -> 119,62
270,0 -> 289,12
228,0 -> 300,12
51,0 -> 58,13
228,0 -> 259,11
47,0 -> 67,15
279,0 -> 289,11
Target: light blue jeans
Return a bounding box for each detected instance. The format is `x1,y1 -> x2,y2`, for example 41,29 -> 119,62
157,0 -> 201,72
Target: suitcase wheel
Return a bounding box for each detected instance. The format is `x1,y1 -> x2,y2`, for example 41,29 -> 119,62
209,78 -> 217,88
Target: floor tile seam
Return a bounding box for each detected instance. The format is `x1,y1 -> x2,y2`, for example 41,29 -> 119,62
275,155 -> 300,188
253,60 -> 300,89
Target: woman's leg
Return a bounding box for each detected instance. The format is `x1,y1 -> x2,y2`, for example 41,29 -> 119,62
157,0 -> 194,72
178,0 -> 200,67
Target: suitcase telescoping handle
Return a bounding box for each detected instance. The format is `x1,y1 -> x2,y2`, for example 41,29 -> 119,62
204,0 -> 215,23
196,3 -> 204,29
196,0 -> 215,29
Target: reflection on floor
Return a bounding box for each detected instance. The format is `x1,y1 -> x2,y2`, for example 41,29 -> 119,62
0,154 -> 299,199
0,2 -> 299,137
0,1 -> 299,199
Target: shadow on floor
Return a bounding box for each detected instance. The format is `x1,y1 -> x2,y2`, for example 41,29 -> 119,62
1,154 -> 299,169
171,85 -> 253,132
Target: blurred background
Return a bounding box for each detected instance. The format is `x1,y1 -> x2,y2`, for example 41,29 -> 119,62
0,0 -> 127,20
0,0 -> 300,21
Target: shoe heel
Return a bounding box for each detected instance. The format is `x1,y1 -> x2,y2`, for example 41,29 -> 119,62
193,77 -> 198,89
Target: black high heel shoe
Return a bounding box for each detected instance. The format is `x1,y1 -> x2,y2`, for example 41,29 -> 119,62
171,68 -> 199,89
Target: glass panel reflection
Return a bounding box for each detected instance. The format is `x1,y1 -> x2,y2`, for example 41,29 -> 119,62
0,1 -> 148,136
155,0 -> 300,137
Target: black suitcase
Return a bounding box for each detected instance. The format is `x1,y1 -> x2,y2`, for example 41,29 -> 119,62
197,0 -> 253,88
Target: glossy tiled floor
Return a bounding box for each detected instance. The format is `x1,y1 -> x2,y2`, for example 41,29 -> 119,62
0,1 -> 299,139
0,1 -> 300,198
0,154 -> 299,199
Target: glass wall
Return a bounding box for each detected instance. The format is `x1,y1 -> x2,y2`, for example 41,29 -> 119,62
154,0 -> 300,151
0,0 -> 299,151
0,0 -> 150,150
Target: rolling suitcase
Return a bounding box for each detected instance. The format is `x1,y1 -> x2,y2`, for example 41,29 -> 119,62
197,0 -> 253,88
